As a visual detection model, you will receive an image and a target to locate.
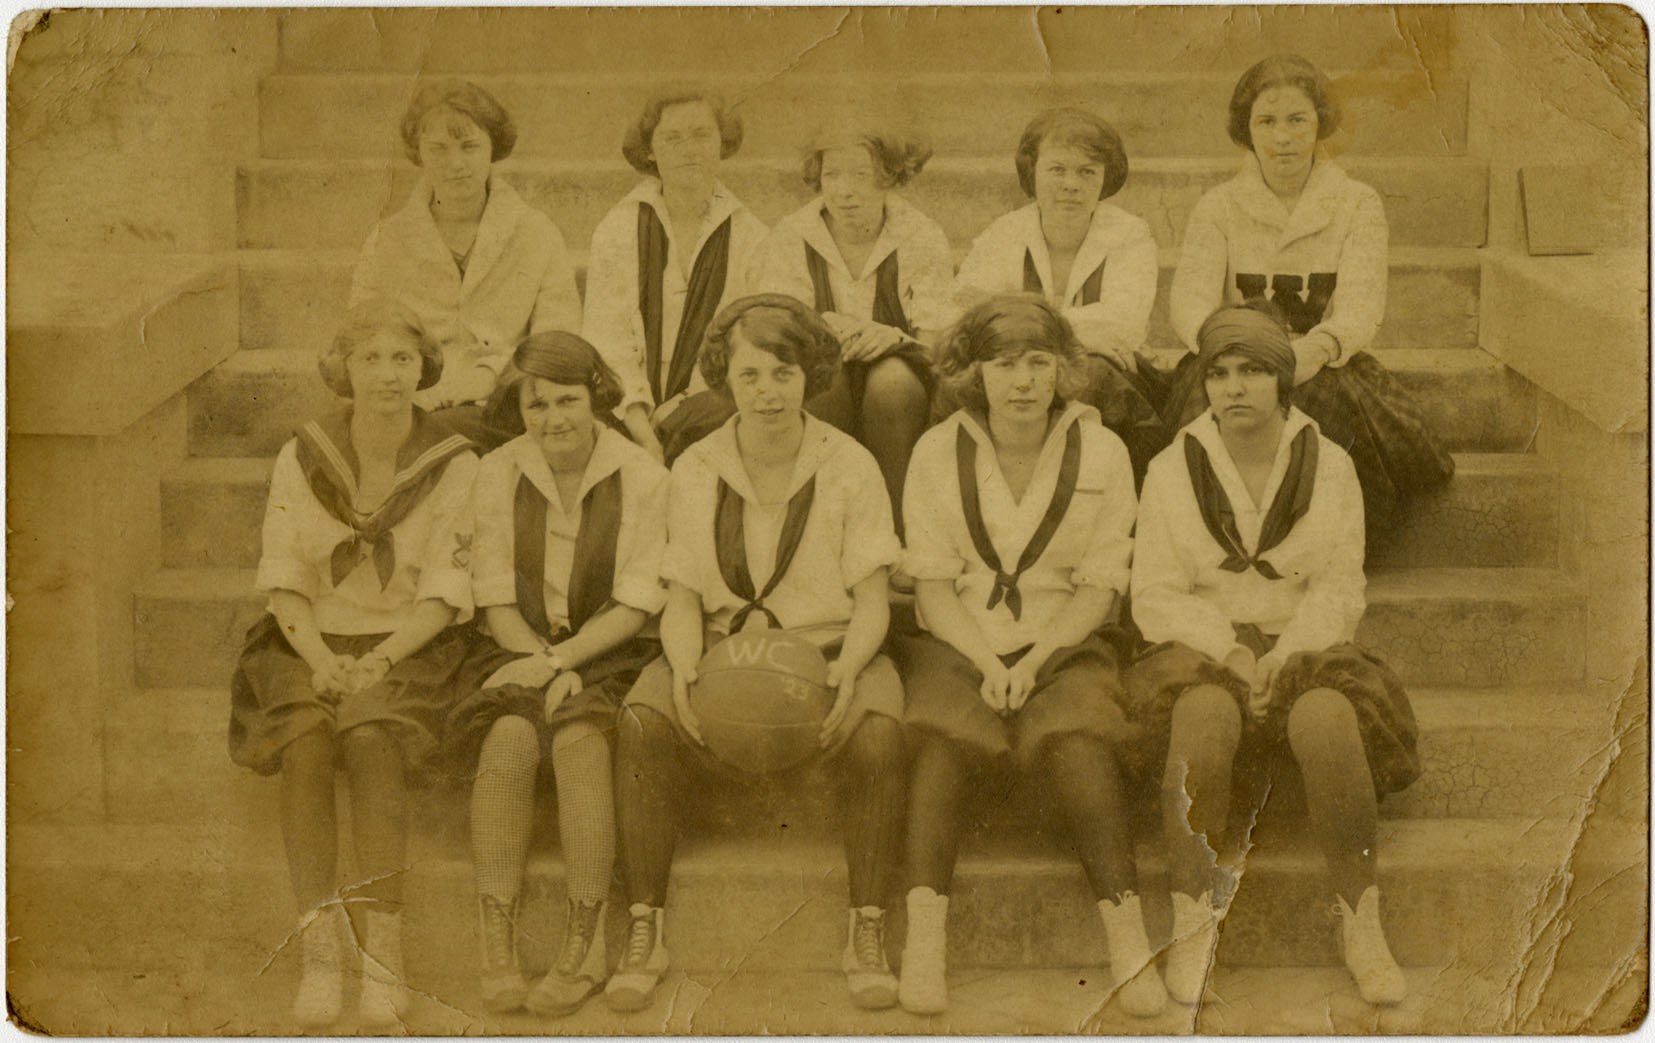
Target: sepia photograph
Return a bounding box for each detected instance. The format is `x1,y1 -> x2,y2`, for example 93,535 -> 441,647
6,4 -> 1649,1035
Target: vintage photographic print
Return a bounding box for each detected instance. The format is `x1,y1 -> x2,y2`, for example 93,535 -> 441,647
6,4 -> 1649,1036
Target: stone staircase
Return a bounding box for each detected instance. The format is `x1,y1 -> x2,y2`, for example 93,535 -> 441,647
70,8 -> 1641,1034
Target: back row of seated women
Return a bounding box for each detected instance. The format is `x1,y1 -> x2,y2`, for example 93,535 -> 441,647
350,55 -> 1454,547
233,290 -> 1419,1030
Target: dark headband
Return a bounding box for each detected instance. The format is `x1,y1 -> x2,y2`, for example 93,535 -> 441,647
1196,307 -> 1294,381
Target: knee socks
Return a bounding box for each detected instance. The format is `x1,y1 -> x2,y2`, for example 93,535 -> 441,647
470,717 -> 540,904
551,722 -> 617,905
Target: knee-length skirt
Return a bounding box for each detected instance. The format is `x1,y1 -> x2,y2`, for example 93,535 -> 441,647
895,628 -> 1140,768
228,613 -> 470,777
1125,637 -> 1420,798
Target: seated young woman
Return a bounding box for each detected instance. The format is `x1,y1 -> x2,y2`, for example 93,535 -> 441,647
607,294 -> 907,1014
228,299 -> 479,1030
745,125 -> 955,527
1129,301 -> 1419,1008
893,294 -> 1165,1017
444,333 -> 669,1017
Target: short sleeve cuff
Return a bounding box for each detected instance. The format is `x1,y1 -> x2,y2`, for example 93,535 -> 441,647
659,552 -> 702,593
1068,566 -> 1129,597
614,577 -> 668,615
256,559 -> 318,601
417,567 -> 474,614
902,551 -> 965,582
471,573 -> 517,609
842,534 -> 902,590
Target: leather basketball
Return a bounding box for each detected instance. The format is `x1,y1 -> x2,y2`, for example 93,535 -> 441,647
691,630 -> 835,774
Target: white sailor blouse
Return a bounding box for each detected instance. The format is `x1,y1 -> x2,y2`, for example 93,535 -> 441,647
661,414 -> 901,647
954,201 -> 1159,361
256,410 -> 479,635
747,193 -> 958,339
1169,155 -> 1388,366
350,176 -> 583,381
582,179 -> 770,415
470,426 -> 669,638
1131,406 -> 1367,665
902,402 -> 1137,655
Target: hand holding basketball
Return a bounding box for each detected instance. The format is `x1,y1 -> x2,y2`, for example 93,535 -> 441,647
544,670 -> 583,722
690,631 -> 834,773
819,659 -> 856,748
672,666 -> 704,745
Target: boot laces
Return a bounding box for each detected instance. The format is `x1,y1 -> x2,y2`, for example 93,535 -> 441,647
852,909 -> 885,970
479,895 -> 515,970
553,900 -> 603,977
620,911 -> 657,970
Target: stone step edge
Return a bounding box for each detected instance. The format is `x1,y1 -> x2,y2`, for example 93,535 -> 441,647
235,243 -> 1486,275
135,563 -> 1588,609
11,817 -> 1633,882
239,153 -> 1489,178
161,449 -> 1547,494
197,344 -> 1513,384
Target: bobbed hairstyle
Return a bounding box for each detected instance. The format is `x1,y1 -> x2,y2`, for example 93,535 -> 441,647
936,294 -> 1089,414
1014,107 -> 1130,202
399,78 -> 517,165
319,298 -> 442,399
484,331 -> 625,437
1228,54 -> 1341,149
802,129 -> 934,191
620,88 -> 745,177
698,293 -> 841,401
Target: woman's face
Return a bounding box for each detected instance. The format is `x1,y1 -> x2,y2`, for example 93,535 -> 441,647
1249,85 -> 1319,190
346,332 -> 423,413
649,101 -> 722,190
819,145 -> 887,235
981,347 -> 1059,422
1033,139 -> 1106,222
417,107 -> 493,199
519,377 -> 598,468
726,330 -> 806,432
1204,350 -> 1283,433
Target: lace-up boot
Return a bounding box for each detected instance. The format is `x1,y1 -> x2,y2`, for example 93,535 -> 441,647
603,904 -> 667,1012
528,899 -> 608,1016
477,895 -> 528,1012
841,906 -> 898,1009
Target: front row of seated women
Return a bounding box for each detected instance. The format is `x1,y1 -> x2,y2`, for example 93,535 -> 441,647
233,290 -> 1418,1029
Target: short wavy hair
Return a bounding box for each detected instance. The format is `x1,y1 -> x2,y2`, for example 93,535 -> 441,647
699,294 -> 841,401
620,88 -> 744,177
486,331 -> 626,436
936,294 -> 1089,414
802,130 -> 933,191
399,79 -> 517,165
1228,55 -> 1340,149
319,298 -> 442,399
1014,108 -> 1129,201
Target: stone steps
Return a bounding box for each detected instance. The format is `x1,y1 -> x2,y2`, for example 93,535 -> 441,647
257,69 -> 1468,162
103,686 -> 1621,827
132,566 -> 1584,691
182,346 -> 1535,460
235,245 -> 1482,355
158,452 -> 1556,573
235,155 -> 1490,252
12,816 -> 1639,980
273,8 -> 1455,79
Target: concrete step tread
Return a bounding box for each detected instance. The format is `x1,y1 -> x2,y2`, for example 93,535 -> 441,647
233,243 -> 1485,273
241,152 -> 1490,177
12,816 -> 1637,878
208,343 -> 1511,379
163,450 -> 1549,489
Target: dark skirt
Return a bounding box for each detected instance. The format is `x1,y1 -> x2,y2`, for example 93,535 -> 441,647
228,613 -> 471,777
1125,638 -> 1420,798
1158,351 -> 1455,538
894,629 -> 1140,767
444,632 -> 658,768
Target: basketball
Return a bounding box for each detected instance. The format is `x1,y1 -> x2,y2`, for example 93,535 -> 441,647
691,630 -> 836,774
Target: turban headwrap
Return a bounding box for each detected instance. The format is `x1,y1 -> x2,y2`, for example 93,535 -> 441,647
1196,306 -> 1295,400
